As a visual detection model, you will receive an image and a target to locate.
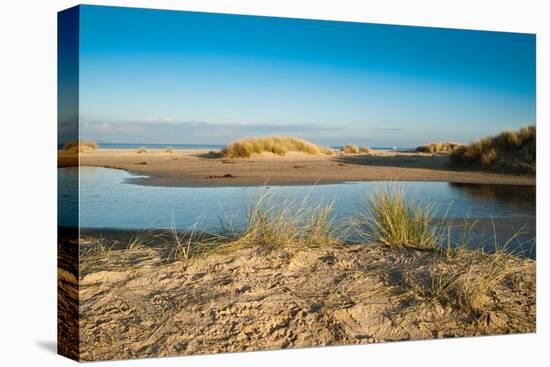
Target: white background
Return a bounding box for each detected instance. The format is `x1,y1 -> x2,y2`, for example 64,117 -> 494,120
0,0 -> 547,365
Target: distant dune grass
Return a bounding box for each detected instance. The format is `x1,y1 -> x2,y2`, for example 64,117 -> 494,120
359,146 -> 371,154
318,146 -> 335,155
220,136 -> 334,158
450,125 -> 535,174
63,140 -> 97,153
341,144 -> 359,154
416,142 -> 463,154
137,147 -> 148,154
340,144 -> 371,154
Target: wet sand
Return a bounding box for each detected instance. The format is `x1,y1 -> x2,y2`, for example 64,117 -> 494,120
59,149 -> 536,187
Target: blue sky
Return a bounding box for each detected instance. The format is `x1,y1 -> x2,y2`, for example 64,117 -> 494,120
74,5 -> 535,146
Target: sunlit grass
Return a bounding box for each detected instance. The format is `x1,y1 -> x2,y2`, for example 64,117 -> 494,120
359,146 -> 371,154
63,140 -> 97,153
415,142 -> 463,154
356,186 -> 439,250
341,144 -> 359,154
319,146 -> 335,155
450,125 -> 535,173
220,136 -> 332,158
220,191 -> 342,251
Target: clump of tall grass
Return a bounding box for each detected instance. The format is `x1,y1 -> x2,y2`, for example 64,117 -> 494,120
398,214 -> 533,319
455,249 -> 516,315
63,140 -> 97,153
137,147 -> 147,154
166,191 -> 342,261
341,144 -> 359,154
405,245 -> 528,318
452,225 -> 531,315
220,191 -> 342,251
356,186 -> 439,250
415,142 -> 463,154
165,147 -> 174,154
450,125 -> 535,173
220,136 -> 331,158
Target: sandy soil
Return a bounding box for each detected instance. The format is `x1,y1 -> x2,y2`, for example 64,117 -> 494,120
57,231 -> 535,361
58,149 -> 535,187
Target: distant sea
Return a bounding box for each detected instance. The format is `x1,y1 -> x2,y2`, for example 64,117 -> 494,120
58,142 -> 414,151
369,146 -> 415,152
58,143 -> 226,150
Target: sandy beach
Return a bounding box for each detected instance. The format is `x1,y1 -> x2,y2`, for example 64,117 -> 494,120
59,148 -> 535,187
57,228 -> 535,361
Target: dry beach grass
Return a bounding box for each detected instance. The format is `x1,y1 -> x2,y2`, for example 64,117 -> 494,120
416,142 -> 463,154
63,140 -> 97,153
220,136 -> 334,158
450,125 -> 536,173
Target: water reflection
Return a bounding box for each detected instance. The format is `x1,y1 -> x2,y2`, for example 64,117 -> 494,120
449,183 -> 535,215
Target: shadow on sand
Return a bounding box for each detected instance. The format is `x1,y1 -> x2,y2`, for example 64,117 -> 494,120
194,151 -> 224,159
333,153 -> 456,171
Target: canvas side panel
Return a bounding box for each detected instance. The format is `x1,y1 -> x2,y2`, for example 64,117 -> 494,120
57,5 -> 80,361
